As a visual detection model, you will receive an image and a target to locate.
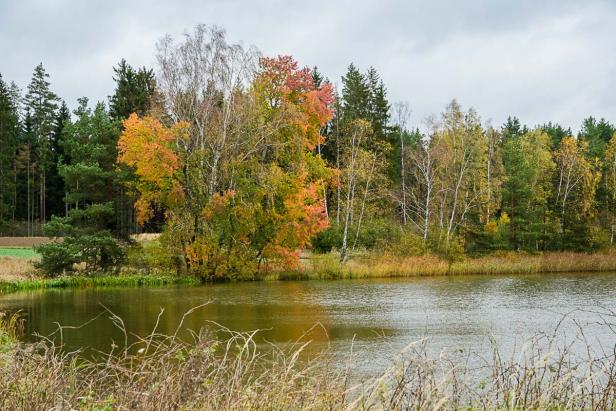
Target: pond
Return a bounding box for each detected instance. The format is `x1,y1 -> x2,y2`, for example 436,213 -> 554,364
1,273 -> 615,374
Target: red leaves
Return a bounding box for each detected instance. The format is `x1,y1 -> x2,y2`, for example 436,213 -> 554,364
257,56 -> 334,150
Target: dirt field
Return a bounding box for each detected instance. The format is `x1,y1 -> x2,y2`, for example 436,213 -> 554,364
0,237 -> 55,247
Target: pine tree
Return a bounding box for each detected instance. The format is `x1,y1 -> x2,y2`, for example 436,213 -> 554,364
24,63 -> 59,226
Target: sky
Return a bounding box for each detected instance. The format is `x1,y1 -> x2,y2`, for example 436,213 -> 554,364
1,0 -> 615,132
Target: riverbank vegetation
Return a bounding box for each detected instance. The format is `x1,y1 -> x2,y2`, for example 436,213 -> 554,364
0,309 -> 614,410
3,24 -> 616,281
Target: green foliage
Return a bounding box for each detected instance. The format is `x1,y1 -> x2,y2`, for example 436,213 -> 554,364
109,59 -> 157,120
379,230 -> 426,256
311,225 -> 343,253
0,75 -> 20,229
126,240 -> 175,273
429,232 -> 466,265
35,232 -> 125,277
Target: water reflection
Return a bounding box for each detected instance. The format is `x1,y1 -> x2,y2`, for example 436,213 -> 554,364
1,272 -> 615,373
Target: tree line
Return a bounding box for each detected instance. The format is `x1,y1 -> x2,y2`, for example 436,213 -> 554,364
1,25 -> 616,278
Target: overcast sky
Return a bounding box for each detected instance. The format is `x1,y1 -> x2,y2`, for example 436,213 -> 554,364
1,0 -> 615,132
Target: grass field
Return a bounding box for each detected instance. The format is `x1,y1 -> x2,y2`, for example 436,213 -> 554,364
0,247 -> 40,259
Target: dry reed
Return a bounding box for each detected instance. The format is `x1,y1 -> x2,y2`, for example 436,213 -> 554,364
0,308 -> 614,410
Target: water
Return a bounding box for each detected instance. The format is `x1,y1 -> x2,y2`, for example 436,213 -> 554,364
1,273 -> 615,374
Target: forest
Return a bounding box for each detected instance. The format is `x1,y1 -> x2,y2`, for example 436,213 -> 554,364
2,25 -> 616,280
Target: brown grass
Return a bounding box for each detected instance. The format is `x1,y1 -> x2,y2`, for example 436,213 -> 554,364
130,233 -> 161,242
0,309 -> 614,410
0,237 -> 55,247
286,251 -> 616,280
0,257 -> 37,282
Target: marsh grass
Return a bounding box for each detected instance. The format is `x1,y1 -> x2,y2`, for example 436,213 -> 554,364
0,307 -> 614,410
0,274 -> 199,293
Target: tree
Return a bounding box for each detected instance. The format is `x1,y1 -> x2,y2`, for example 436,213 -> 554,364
604,133 -> 616,243
46,101 -> 70,218
24,63 -> 59,226
37,99 -> 126,276
340,64 -> 370,122
109,59 -> 157,120
553,136 -> 601,249
366,67 -> 390,142
578,117 -> 615,159
501,129 -> 556,250
540,122 -> 571,149
431,100 -> 487,246
0,74 -> 21,231
120,28 -> 334,279
108,59 -> 160,236
501,116 -> 527,143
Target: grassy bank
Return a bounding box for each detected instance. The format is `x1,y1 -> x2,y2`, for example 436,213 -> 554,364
0,310 -> 614,410
3,250 -> 616,294
0,273 -> 199,294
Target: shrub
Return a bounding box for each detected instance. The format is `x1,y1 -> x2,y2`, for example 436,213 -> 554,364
35,232 -> 126,277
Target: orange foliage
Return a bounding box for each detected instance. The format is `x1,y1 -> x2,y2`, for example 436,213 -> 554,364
258,56 -> 334,150
117,114 -> 188,224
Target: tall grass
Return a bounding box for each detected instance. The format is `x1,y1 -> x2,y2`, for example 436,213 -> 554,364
279,251 -> 616,280
0,308 -> 614,410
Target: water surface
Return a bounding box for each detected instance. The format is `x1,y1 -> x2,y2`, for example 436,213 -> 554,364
1,273 -> 615,373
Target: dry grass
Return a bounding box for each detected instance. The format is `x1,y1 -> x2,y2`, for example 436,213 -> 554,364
0,308 -> 614,410
0,257 -> 37,282
0,237 -> 55,247
283,251 -> 616,280
130,233 -> 162,242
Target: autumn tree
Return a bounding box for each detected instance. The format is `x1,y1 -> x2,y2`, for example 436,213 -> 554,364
553,136 -> 601,249
119,26 -> 334,279
431,100 -> 487,247
604,133 -> 616,244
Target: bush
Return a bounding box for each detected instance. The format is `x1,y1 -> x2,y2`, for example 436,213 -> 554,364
311,225 -> 342,253
35,232 -> 126,277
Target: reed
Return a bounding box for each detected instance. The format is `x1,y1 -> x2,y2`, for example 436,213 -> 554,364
278,251 -> 616,280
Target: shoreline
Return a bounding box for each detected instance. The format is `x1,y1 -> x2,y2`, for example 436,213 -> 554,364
2,251 -> 616,294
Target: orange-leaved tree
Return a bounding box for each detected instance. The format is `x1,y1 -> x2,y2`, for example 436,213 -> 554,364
117,49 -> 334,279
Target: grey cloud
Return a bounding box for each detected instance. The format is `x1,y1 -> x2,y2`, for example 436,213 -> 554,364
1,0 -> 614,132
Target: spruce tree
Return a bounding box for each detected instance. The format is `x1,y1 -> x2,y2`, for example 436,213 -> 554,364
24,63 -> 59,226
341,64 -> 370,122
0,74 -> 21,231
109,59 -> 156,120
366,67 -> 390,142
46,101 -> 70,218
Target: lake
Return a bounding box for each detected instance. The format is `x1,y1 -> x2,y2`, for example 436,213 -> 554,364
1,273 -> 615,375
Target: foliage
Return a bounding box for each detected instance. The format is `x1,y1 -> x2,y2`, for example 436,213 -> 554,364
118,31 -> 334,279
5,26 -> 616,279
